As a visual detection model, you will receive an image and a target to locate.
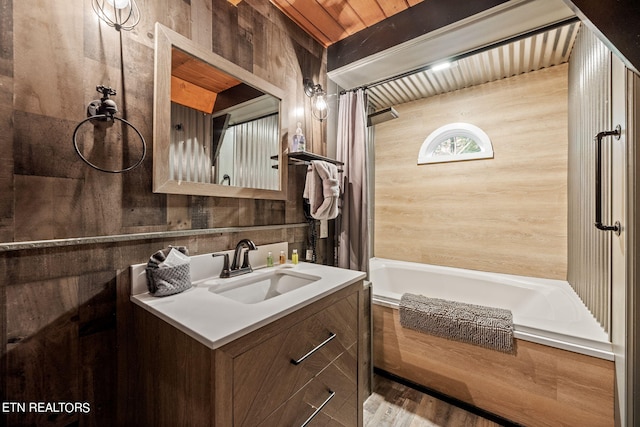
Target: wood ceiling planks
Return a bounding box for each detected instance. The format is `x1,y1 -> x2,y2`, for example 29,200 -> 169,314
171,48 -> 242,112
269,0 -> 424,47
273,0 -> 347,45
171,48 -> 241,93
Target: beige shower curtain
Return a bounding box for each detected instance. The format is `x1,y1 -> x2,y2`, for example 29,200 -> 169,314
337,88 -> 369,272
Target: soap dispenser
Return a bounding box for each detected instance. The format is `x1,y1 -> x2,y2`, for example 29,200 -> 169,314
292,122 -> 306,152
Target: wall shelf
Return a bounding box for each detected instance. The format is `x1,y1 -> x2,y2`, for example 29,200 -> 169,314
287,151 -> 344,166
271,152 -> 344,170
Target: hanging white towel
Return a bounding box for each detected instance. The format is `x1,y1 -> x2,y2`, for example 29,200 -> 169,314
303,160 -> 340,220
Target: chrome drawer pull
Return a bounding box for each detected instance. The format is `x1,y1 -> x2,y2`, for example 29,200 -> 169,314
300,390 -> 335,427
290,332 -> 336,365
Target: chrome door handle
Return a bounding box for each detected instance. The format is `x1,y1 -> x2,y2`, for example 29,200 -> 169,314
290,332 -> 336,365
299,391 -> 335,427
594,125 -> 621,235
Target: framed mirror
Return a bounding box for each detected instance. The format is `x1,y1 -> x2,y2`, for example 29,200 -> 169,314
153,23 -> 287,200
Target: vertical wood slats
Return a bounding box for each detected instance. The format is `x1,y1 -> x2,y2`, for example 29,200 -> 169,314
568,26 -> 612,335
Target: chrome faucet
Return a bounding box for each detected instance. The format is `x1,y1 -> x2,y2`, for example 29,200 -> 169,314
212,239 -> 258,278
231,239 -> 257,271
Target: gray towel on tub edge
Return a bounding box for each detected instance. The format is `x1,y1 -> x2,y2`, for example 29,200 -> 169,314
399,293 -> 515,354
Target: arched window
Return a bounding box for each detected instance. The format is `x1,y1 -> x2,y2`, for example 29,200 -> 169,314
418,123 -> 493,164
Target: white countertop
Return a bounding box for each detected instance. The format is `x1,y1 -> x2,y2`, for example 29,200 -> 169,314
130,244 -> 365,350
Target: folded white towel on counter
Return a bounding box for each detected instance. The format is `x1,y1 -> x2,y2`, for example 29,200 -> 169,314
303,160 -> 340,220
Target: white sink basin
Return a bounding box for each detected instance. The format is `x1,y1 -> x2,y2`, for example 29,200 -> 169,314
207,269 -> 321,304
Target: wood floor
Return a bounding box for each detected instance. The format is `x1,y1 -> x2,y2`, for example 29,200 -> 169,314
363,374 -> 507,427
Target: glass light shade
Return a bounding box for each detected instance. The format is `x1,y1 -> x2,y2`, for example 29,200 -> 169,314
107,0 -> 131,9
312,92 -> 328,121
315,94 -> 327,111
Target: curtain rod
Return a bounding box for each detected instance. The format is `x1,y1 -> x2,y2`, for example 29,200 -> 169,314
339,16 -> 580,95
339,85 -> 368,95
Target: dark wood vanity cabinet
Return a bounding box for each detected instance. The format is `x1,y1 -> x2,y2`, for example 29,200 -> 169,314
129,280 -> 365,427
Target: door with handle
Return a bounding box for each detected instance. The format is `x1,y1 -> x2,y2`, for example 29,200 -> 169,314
608,54 -> 628,426
570,27 -> 629,425
594,125 -> 621,234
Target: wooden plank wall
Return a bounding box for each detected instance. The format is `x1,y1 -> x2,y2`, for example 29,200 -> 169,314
374,64 -> 569,279
373,305 -> 614,427
0,0 -> 326,425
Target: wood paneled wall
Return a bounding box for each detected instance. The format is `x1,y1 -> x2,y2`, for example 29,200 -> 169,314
374,64 -> 568,279
0,0 -> 326,425
373,304 -> 614,427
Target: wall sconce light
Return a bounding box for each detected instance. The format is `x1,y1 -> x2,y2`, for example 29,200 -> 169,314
92,0 -> 140,31
304,78 -> 329,122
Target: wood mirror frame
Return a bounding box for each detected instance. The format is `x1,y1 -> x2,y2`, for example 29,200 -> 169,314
153,23 -> 287,200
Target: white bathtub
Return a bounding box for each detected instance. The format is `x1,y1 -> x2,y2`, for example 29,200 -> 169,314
369,257 -> 613,360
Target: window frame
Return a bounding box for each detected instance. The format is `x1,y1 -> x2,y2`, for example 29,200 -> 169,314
418,122 -> 494,164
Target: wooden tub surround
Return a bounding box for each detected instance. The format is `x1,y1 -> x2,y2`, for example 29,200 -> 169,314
373,304 -> 614,427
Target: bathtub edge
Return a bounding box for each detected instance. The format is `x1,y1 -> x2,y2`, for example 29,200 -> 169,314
371,296 -> 614,360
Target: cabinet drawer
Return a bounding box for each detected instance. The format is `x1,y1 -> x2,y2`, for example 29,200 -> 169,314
258,344 -> 358,427
233,292 -> 358,426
